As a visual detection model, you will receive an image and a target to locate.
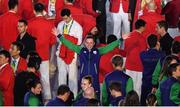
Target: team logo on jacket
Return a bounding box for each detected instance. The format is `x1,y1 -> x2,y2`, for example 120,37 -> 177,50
84,51 -> 87,53
93,51 -> 97,54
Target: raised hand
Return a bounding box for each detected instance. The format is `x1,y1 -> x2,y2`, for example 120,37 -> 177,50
51,27 -> 59,36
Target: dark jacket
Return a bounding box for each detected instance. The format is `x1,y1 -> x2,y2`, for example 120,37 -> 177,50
16,32 -> 36,58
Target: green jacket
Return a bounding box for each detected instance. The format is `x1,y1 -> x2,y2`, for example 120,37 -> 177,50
0,90 -> 3,106
58,35 -> 121,55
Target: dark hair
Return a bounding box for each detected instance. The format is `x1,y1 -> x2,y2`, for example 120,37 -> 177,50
34,3 -> 44,13
159,55 -> 179,81
0,50 -> 11,63
146,93 -> 157,106
109,81 -> 122,92
26,79 -> 41,90
61,8 -> 71,17
65,91 -> 74,106
157,20 -> 168,31
12,41 -> 24,52
172,41 -> 180,54
82,75 -> 93,84
57,85 -> 70,95
111,55 -> 123,67
66,0 -> 74,3
147,34 -> 158,48
87,98 -> 100,106
27,51 -> 39,58
107,34 -> 117,44
8,0 -> 18,10
124,90 -> 140,106
168,63 -> 180,76
27,51 -> 42,62
85,34 -> 95,41
135,19 -> 146,29
27,58 -> 41,70
18,19 -> 28,25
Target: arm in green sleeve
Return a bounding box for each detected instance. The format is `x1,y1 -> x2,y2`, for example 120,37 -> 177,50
59,36 -> 82,54
170,83 -> 180,104
0,90 -> 3,106
126,78 -> 133,93
155,87 -> 162,105
74,90 -> 83,102
28,96 -> 40,106
98,40 -> 120,55
152,60 -> 161,86
102,81 -> 109,106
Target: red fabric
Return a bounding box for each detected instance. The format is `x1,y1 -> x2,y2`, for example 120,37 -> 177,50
63,4 -> 83,15
140,11 -> 164,39
109,0 -> 129,13
97,44 -> 126,83
35,71 -> 41,78
17,0 -> 35,20
72,14 -> 96,40
174,36 -> 180,42
74,0 -> 81,7
132,0 -> 141,30
59,34 -> 78,64
0,0 -> 8,15
124,30 -> 147,71
162,0 -> 180,27
0,12 -> 21,50
0,64 -> 14,106
16,57 -> 27,74
79,0 -> 99,17
142,0 -> 162,15
28,16 -> 57,61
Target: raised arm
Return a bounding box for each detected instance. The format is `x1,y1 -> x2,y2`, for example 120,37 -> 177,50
58,35 -> 82,54
98,39 -> 121,55
52,27 -> 82,54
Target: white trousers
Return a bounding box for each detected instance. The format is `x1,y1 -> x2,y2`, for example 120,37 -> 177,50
111,3 -> 130,39
126,69 -> 142,97
40,60 -> 51,100
57,54 -> 78,97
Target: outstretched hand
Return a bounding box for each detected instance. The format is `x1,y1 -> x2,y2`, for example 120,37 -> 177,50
52,27 -> 59,36
52,27 -> 62,38
122,33 -> 130,40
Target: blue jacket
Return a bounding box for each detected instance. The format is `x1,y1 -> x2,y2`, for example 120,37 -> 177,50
79,47 -> 101,96
110,96 -> 124,106
140,49 -> 165,87
73,97 -> 89,106
24,91 -> 42,106
160,77 -> 180,106
46,97 -> 67,106
102,70 -> 133,105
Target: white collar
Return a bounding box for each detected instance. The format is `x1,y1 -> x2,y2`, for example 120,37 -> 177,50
0,63 -> 8,71
9,10 -> 16,13
11,57 -> 20,63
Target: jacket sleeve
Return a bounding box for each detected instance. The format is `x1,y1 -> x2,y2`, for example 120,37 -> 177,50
102,80 -> 109,106
155,87 -> 162,105
98,40 -> 120,55
0,90 -> 3,106
126,78 -> 133,93
74,90 -> 83,102
59,36 -> 82,54
152,60 -> 161,87
170,83 -> 180,104
0,68 -> 13,91
28,96 -> 40,106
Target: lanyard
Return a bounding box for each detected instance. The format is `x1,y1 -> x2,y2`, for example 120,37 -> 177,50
63,20 -> 74,34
